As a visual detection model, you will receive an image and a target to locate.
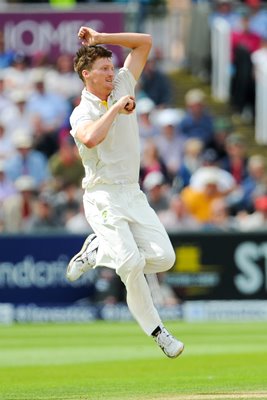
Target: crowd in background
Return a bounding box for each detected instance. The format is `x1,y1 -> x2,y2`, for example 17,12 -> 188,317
1,0 -> 267,235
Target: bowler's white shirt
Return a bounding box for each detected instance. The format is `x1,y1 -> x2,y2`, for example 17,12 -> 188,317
70,67 -> 140,190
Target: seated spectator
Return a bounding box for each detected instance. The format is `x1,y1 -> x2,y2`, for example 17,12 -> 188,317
0,161 -> 16,203
203,197 -> 238,231
65,202 -> 91,234
219,133 -> 249,185
230,10 -> 261,120
142,171 -> 171,213
27,191 -> 61,232
4,90 -> 34,140
235,154 -> 267,212
0,119 -> 15,161
159,194 -> 200,231
140,138 -> 171,187
136,97 -> 159,151
237,194 -> 267,230
4,53 -> 32,94
139,57 -> 173,107
2,175 -> 37,232
49,135 -> 84,188
179,89 -> 215,148
45,54 -> 83,101
154,108 -> 186,179
209,117 -> 233,161
26,71 -> 71,158
4,131 -> 51,188
174,138 -> 204,190
180,167 -> 230,224
209,0 -> 240,30
53,181 -> 81,225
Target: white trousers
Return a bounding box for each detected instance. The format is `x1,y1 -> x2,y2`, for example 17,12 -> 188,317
83,183 -> 175,335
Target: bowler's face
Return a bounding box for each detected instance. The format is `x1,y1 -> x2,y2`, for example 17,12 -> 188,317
89,57 -> 115,93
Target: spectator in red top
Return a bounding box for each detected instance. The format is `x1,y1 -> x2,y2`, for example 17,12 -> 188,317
230,10 -> 261,120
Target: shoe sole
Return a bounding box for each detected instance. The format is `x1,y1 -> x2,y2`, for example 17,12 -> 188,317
66,234 -> 96,281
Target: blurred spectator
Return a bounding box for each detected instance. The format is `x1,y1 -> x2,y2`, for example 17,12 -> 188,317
2,175 -> 37,232
236,154 -> 267,212
136,97 -> 159,151
142,171 -> 171,213
53,182 -> 81,225
210,0 -> 240,30
204,197 -> 238,231
4,90 -> 34,139
139,57 -> 173,107
244,0 -> 267,38
0,161 -> 16,203
4,53 -> 32,94
27,192 -> 61,232
180,166 -> 232,223
65,202 -> 91,234
219,133 -> 249,185
237,194 -> 267,230
154,108 -> 186,178
209,117 -> 233,161
146,273 -> 179,307
49,136 -> 84,188
140,138 -> 171,186
26,71 -> 70,158
0,119 -> 15,161
179,88 -> 215,147
158,194 -> 200,231
230,11 -> 261,121
45,54 -> 83,100
174,137 -> 204,190
4,131 -> 51,187
92,267 -> 126,305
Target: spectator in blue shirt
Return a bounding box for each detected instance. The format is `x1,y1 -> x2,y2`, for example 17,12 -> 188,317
179,88 -> 215,147
5,131 -> 51,187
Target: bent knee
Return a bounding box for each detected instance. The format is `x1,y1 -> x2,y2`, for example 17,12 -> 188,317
160,247 -> 176,272
116,250 -> 145,282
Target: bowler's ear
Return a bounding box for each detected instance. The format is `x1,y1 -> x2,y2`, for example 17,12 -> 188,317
82,69 -> 90,80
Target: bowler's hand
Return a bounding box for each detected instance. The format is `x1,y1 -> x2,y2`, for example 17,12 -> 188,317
117,96 -> 136,115
78,27 -> 99,46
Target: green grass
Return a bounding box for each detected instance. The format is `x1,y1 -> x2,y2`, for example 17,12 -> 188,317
0,321 -> 267,400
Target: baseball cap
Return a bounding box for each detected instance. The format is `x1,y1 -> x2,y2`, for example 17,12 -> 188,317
15,175 -> 36,192
143,171 -> 164,191
13,131 -> 33,148
185,89 -> 205,106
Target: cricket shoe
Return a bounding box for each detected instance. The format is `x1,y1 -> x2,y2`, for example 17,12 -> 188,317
66,233 -> 99,282
154,327 -> 184,359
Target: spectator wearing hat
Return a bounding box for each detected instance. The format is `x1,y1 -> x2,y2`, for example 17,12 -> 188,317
1,175 -> 37,232
209,117 -> 233,161
180,166 -> 232,224
4,52 -> 32,94
179,88 -> 215,148
142,171 -> 171,214
136,97 -> 160,151
154,108 -> 186,179
4,130 -> 51,187
3,90 -> 34,140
